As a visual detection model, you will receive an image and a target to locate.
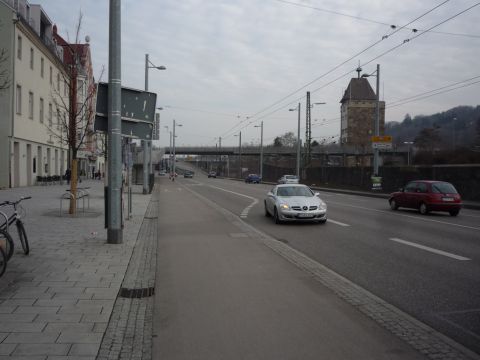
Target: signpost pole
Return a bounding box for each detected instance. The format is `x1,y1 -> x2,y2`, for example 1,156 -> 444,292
143,54 -> 150,194
373,64 -> 380,177
107,0 -> 122,244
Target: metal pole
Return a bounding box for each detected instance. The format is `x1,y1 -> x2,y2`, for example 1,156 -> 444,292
260,121 -> 263,179
374,64 -> 380,176
143,53 -> 149,194
107,0 -> 122,244
169,131 -> 172,171
296,103 -> 301,178
238,131 -> 242,178
172,120 -> 176,179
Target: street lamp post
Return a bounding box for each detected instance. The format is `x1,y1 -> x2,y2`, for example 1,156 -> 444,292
172,119 -> 182,180
362,64 -> 380,176
144,53 -> 166,194
254,121 -> 263,180
404,141 -> 414,165
164,125 -> 171,171
289,103 -> 301,179
107,0 -> 122,244
234,132 -> 242,178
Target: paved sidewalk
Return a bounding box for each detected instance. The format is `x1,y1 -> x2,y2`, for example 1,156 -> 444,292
0,180 -> 150,359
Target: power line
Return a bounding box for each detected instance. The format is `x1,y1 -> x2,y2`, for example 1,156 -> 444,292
228,1 -> 479,138
387,79 -> 480,109
388,75 -> 480,106
219,0 -> 451,140
271,0 -> 480,39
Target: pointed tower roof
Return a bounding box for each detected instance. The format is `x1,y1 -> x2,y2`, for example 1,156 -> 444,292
340,78 -> 376,103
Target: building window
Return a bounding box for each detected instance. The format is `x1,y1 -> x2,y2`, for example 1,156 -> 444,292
30,48 -> 34,70
64,79 -> 67,96
41,58 -> 44,78
16,85 -> 22,114
57,73 -> 60,91
28,92 -> 34,119
39,98 -> 44,123
48,103 -> 53,126
17,36 -> 22,60
49,66 -> 52,84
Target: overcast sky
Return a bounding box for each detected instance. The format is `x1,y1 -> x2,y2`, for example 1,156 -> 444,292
36,0 -> 480,147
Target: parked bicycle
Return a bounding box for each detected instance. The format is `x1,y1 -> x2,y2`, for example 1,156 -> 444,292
0,196 -> 31,259
0,245 -> 6,277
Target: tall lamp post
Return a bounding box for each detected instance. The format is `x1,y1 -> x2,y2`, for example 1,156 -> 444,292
289,103 -> 301,179
144,53 -> 166,194
107,0 -> 122,244
254,121 -> 263,180
164,125 -> 171,171
404,141 -> 414,165
362,64 -> 380,176
172,119 -> 182,179
234,132 -> 242,179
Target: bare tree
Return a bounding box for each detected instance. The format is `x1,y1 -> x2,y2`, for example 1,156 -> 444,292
46,13 -> 103,214
0,20 -> 10,91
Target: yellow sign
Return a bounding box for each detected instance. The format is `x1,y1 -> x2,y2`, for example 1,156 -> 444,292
371,135 -> 392,143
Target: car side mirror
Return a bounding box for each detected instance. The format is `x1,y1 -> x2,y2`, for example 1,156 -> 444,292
267,192 -> 274,197
314,192 -> 320,197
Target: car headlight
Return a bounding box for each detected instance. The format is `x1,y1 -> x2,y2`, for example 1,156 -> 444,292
279,204 -> 289,210
319,201 -> 327,210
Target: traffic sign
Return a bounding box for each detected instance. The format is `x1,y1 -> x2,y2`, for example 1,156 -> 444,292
372,142 -> 393,150
371,135 -> 392,143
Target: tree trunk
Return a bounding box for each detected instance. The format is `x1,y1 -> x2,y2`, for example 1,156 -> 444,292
69,158 -> 78,214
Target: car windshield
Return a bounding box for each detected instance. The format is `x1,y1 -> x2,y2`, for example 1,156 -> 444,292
432,182 -> 458,194
277,186 -> 313,197
285,175 -> 297,179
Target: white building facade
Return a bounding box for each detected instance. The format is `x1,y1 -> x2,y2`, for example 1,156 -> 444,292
0,0 -> 68,188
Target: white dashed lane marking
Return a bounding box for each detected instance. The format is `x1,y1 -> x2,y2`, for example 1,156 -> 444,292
389,238 -> 471,261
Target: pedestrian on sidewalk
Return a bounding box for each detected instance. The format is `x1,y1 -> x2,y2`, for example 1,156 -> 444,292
65,168 -> 71,184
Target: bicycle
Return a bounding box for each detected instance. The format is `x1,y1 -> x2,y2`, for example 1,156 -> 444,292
0,196 -> 31,258
0,244 -> 6,277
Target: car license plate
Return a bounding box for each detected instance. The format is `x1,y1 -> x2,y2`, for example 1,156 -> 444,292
297,213 -> 312,218
442,197 -> 454,202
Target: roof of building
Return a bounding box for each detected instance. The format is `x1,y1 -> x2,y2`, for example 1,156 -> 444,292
340,78 -> 376,103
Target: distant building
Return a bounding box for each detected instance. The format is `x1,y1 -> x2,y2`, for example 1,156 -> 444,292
0,0 -> 68,187
340,77 -> 385,148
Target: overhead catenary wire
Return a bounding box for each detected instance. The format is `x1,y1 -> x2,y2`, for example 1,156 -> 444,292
219,0 -> 452,140
221,1 -> 480,142
271,0 -> 480,39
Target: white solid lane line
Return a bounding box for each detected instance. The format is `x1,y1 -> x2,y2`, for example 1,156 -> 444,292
389,238 -> 471,261
327,219 -> 351,227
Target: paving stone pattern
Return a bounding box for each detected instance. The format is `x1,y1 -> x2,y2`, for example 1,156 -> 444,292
97,189 -> 158,360
184,184 -> 480,360
0,181 -> 150,359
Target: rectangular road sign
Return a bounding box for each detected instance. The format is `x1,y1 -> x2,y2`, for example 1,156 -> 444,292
371,135 -> 392,143
94,82 -> 157,140
372,142 -> 393,150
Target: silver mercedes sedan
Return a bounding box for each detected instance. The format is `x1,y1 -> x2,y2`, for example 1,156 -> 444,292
264,184 -> 327,224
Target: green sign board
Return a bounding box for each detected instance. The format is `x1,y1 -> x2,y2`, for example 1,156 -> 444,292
94,82 -> 157,140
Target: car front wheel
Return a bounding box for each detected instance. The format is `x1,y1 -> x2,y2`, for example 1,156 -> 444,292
449,209 -> 460,217
273,208 -> 282,224
264,201 -> 271,217
389,199 -> 399,210
419,202 -> 429,215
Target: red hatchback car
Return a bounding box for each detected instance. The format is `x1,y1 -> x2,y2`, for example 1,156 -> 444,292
389,180 -> 462,216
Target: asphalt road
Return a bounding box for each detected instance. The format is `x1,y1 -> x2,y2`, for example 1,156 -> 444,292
168,165 -> 480,355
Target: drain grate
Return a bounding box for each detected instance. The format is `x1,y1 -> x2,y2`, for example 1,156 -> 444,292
119,287 -> 155,298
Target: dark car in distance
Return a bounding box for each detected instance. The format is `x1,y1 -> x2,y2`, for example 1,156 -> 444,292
245,174 -> 261,184
208,171 -> 217,178
183,171 -> 194,178
389,180 -> 462,216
